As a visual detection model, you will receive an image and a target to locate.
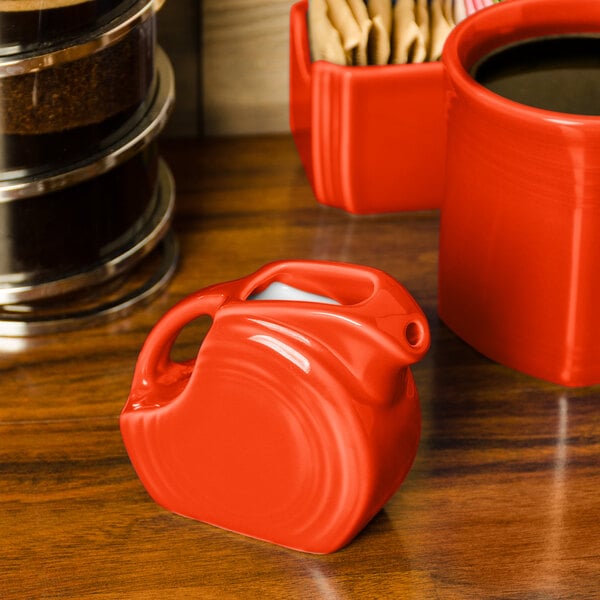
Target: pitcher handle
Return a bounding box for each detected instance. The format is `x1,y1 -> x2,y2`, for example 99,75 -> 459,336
127,288 -> 228,408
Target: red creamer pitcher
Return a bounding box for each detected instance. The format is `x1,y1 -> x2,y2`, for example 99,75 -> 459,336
120,260 -> 429,553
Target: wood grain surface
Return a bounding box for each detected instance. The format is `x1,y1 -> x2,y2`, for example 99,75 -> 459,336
1,135 -> 599,599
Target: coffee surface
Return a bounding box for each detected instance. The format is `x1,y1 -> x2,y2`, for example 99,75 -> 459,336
471,34 -> 600,115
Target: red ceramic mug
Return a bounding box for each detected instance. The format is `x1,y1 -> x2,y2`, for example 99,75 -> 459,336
291,0 -> 600,385
438,0 -> 600,386
120,260 -> 429,553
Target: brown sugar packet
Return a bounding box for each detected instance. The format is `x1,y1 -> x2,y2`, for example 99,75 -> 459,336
391,0 -> 418,64
429,0 -> 453,61
415,0 -> 430,62
442,0 -> 456,26
367,0 -> 392,34
367,0 -> 392,65
308,0 -> 347,65
325,0 -> 363,63
391,0 -> 428,64
345,0 -> 372,66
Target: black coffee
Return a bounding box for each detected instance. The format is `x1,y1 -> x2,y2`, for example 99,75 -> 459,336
471,34 -> 600,115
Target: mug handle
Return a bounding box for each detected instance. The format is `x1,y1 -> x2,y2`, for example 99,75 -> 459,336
127,288 -> 229,408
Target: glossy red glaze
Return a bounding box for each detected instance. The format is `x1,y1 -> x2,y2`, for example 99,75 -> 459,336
439,0 -> 600,386
120,260 -> 429,553
289,0 -> 446,214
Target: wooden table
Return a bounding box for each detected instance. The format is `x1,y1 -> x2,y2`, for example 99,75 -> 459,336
2,136 -> 599,599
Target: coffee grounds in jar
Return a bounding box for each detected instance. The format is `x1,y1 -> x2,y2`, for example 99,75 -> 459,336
0,142 -> 159,279
0,12 -> 155,135
0,92 -> 153,175
0,0 -> 138,54
1,0 -> 113,7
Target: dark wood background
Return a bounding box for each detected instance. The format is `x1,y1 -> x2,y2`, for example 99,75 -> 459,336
159,0 -> 295,137
158,0 -> 201,136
